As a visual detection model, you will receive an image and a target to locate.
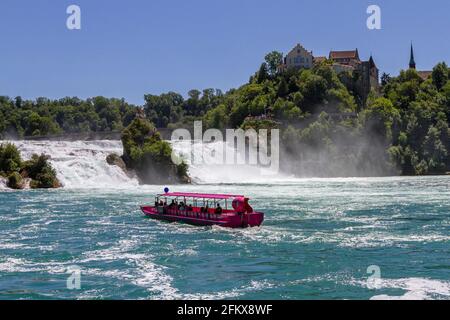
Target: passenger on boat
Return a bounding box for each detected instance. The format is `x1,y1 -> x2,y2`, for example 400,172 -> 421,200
187,204 -> 193,212
215,203 -> 223,214
169,200 -> 176,208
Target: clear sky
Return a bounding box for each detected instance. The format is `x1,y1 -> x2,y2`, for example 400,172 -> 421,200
1,0 -> 449,105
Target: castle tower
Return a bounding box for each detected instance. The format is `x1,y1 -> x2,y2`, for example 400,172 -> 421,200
409,43 -> 416,69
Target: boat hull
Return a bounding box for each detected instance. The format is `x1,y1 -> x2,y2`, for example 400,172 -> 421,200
140,206 -> 264,228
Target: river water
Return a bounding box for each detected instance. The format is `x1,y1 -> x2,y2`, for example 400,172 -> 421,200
0,141 -> 449,300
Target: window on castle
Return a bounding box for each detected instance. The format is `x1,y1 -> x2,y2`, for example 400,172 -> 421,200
293,57 -> 306,64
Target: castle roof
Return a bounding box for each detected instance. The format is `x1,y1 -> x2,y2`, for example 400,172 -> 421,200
288,43 -> 313,56
329,49 -> 359,60
409,43 -> 416,69
417,71 -> 432,80
314,56 -> 327,63
368,55 -> 377,69
413,69 -> 450,81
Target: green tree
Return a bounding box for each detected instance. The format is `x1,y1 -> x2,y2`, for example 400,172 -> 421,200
361,97 -> 400,142
432,62 -> 449,90
121,118 -> 189,184
204,104 -> 229,129
0,143 -> 22,175
264,51 -> 283,76
7,172 -> 23,189
277,78 -> 289,97
257,63 -> 269,83
422,125 -> 448,173
381,73 -> 392,86
299,71 -> 328,108
22,154 -> 60,188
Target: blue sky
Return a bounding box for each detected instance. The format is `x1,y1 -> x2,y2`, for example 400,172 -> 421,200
1,0 -> 449,105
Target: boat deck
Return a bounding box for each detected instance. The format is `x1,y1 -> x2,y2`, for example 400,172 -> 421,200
141,205 -> 264,228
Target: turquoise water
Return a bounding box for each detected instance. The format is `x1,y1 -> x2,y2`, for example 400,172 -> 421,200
1,176 -> 449,300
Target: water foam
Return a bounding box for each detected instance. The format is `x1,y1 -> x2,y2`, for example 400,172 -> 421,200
5,140 -> 138,189
0,177 -> 7,190
368,278 -> 450,300
296,273 -> 450,300
171,140 -> 293,184
2,139 -> 295,188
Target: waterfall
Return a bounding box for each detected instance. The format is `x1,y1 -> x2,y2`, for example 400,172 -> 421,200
6,140 -> 138,189
0,139 -> 294,189
171,140 -> 293,184
0,177 -> 7,190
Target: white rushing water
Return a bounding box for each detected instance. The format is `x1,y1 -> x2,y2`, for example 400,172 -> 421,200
6,140 -> 139,189
171,140 -> 294,184
0,176 -> 8,190
1,141 -> 450,300
2,140 -> 293,188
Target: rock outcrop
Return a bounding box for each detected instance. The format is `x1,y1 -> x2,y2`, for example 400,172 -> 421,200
120,118 -> 190,185
106,153 -> 137,179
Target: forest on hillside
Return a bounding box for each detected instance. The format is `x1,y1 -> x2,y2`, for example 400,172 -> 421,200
1,53 -> 449,176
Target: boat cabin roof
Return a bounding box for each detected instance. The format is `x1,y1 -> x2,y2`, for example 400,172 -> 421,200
157,192 -> 244,200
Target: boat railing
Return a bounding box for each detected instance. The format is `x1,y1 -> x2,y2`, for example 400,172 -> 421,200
156,205 -> 231,220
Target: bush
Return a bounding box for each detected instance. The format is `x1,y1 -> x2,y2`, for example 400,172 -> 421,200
22,154 -> 60,188
7,172 -> 23,189
121,118 -> 157,161
176,161 -> 189,178
0,143 -> 22,175
121,118 -> 190,184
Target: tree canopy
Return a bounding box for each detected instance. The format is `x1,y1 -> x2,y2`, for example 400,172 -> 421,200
1,52 -> 449,177
0,96 -> 138,139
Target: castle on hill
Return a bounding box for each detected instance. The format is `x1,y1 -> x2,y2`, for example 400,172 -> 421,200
278,43 -> 379,106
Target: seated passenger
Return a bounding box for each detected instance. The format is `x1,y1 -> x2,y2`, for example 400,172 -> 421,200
215,203 -> 223,214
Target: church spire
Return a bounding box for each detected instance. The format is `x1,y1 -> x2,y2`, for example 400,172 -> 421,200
409,43 -> 416,69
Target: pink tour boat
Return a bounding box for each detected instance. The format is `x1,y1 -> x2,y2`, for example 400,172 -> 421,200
140,191 -> 264,228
